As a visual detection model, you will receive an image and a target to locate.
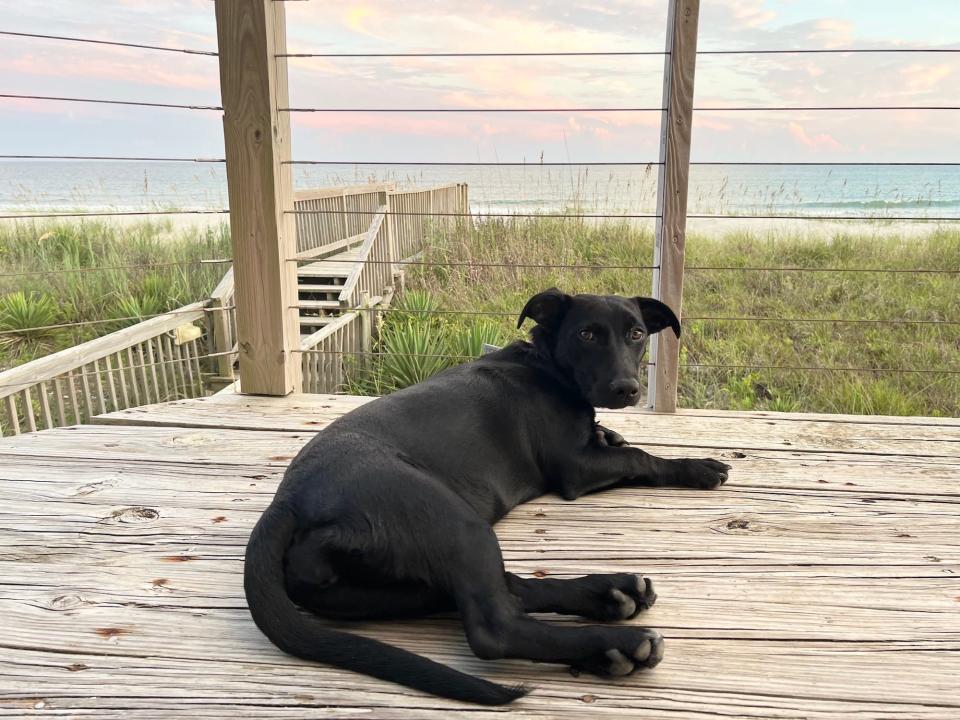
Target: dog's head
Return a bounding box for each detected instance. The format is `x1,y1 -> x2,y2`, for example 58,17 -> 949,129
517,288 -> 680,409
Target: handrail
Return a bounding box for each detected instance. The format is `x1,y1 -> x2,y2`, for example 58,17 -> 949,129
390,183 -> 460,196
294,181 -> 395,203
299,310 -> 359,351
293,232 -> 365,262
0,302 -> 205,398
207,267 -> 236,381
338,205 -> 387,306
209,266 -> 234,303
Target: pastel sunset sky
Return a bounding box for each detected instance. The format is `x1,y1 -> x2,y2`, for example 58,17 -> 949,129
1,0 -> 958,163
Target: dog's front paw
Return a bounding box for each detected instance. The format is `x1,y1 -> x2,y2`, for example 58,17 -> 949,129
595,424 -> 629,447
677,458 -> 731,489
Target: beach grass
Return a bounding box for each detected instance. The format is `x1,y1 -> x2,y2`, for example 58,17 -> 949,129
2,216 -> 957,416
0,218 -> 230,368
369,218 -> 960,416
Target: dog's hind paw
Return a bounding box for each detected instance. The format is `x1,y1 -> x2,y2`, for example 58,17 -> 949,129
593,574 -> 656,621
574,629 -> 665,677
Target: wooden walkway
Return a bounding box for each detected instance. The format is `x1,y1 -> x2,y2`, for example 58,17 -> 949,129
2,393 -> 959,718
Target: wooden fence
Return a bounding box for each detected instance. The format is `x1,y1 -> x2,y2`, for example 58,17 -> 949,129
209,0 -> 699,409
338,205 -> 391,309
0,305 -> 207,436
0,179 -> 465,434
297,183 -> 469,394
294,183 -> 395,257
300,311 -> 366,394
388,184 -> 467,260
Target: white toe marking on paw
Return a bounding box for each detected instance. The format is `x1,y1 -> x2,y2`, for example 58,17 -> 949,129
610,588 -> 636,618
631,638 -> 652,663
604,649 -> 634,676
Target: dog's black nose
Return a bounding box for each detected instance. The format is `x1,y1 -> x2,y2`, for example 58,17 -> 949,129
610,378 -> 641,401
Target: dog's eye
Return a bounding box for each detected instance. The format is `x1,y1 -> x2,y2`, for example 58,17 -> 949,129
630,327 -> 645,341
579,329 -> 595,342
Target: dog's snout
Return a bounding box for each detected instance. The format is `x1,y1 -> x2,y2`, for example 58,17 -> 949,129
610,379 -> 641,401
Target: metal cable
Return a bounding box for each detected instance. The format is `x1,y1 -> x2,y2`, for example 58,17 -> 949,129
0,350 -> 237,394
293,348 -> 960,376
0,210 -> 229,220
280,105 -> 958,113
286,160 -> 663,166
0,30 -> 217,56
282,106 -> 664,113
287,208 -> 960,222
285,160 -> 960,167
696,105 -> 960,112
0,154 -> 225,163
689,161 -> 960,166
280,50 -> 667,58
681,362 -> 960,375
9,157 -> 956,166
0,93 -> 222,112
0,306 -> 234,337
698,48 -> 960,55
300,306 -> 960,326
0,259 -> 231,279
294,256 -> 960,275
279,48 -> 960,58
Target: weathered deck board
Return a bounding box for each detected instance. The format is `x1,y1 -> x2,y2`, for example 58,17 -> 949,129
96,393 -> 960,457
1,394 -> 959,717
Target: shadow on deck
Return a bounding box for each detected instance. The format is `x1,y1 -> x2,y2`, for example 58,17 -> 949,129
2,393 -> 959,718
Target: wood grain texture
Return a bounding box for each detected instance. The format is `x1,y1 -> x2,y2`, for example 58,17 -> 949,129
648,0 -> 700,412
2,395 -> 958,717
215,0 -> 301,395
94,393 -> 960,458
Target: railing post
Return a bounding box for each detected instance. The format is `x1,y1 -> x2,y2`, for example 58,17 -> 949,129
647,0 -> 700,413
214,0 -> 301,395
359,290 -> 373,358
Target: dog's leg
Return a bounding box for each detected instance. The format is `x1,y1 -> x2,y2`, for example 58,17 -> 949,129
505,572 -> 656,620
556,442 -> 731,500
451,522 -> 664,676
290,579 -> 454,620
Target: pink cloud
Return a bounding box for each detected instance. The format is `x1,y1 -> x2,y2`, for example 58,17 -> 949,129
806,19 -> 855,49
3,53 -> 216,92
292,112 -> 473,139
726,0 -> 777,28
787,122 -> 842,151
694,115 -> 734,132
899,63 -> 954,93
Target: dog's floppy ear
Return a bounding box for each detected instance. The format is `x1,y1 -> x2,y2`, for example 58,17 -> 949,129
634,297 -> 681,338
517,288 -> 572,330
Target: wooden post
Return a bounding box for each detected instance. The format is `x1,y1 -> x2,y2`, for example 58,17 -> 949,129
647,0 -> 700,413
215,0 -> 301,395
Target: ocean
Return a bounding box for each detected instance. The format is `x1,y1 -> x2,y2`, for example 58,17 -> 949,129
1,160 -> 959,221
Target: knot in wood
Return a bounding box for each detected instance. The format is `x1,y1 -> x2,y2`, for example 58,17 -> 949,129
49,593 -> 88,611
108,506 -> 159,524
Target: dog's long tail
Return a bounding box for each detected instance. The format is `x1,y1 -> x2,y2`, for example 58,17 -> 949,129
244,502 -> 528,706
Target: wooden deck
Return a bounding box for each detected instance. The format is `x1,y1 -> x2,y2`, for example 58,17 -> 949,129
2,393 -> 959,718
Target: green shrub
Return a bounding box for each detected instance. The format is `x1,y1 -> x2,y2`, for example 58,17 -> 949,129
0,290 -> 58,352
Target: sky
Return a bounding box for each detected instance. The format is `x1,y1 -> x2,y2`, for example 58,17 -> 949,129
1,0 -> 958,164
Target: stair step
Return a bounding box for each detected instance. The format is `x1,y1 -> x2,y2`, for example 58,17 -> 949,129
298,267 -> 350,279
298,315 -> 337,324
296,283 -> 346,292
297,300 -> 341,310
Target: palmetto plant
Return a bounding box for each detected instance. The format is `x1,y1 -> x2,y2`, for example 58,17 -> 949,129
376,319 -> 453,391
448,320 -> 509,360
0,291 -> 58,351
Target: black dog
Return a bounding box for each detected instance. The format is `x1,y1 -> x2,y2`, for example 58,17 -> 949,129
245,289 -> 730,704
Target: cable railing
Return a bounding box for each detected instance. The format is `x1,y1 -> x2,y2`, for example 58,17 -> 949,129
1,0 -> 958,422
